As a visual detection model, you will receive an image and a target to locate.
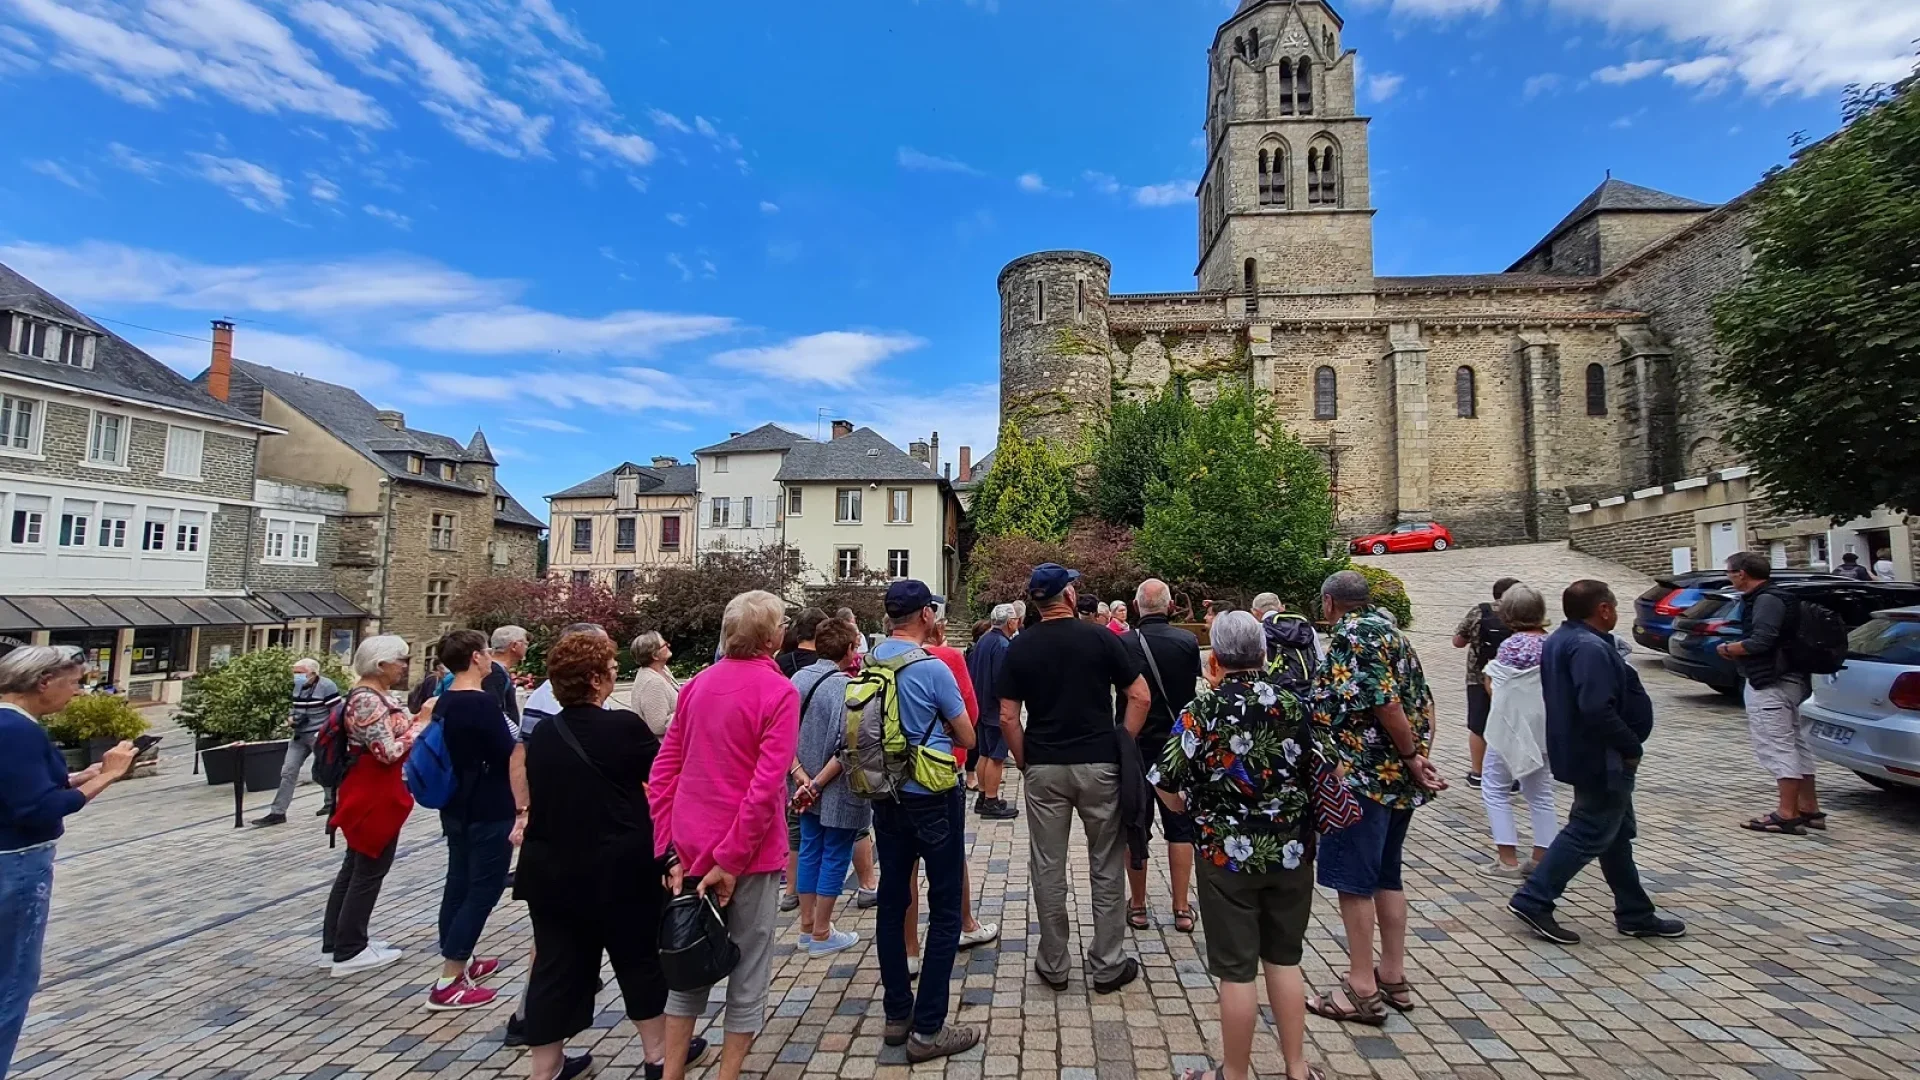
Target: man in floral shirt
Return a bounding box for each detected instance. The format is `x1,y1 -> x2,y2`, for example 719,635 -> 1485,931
1307,570 -> 1446,1028
1152,611 -> 1326,1080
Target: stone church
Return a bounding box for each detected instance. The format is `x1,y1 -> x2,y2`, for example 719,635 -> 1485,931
997,0 -> 1756,544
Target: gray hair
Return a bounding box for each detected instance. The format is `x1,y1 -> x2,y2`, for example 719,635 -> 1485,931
491,625 -> 529,650
1496,583 -> 1548,632
990,603 -> 1019,627
1251,592 -> 1283,615
1209,611 -> 1267,672
1134,579 -> 1171,616
292,657 -> 321,675
1321,569 -> 1372,607
0,645 -> 85,694
631,630 -> 667,666
352,634 -> 410,678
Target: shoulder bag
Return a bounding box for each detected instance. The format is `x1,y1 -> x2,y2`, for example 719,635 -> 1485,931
658,890 -> 740,992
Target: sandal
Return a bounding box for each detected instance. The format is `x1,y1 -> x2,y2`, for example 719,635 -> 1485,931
1305,977 -> 1388,1027
1128,906 -> 1151,930
1374,968 -> 1415,1013
1742,812 -> 1807,836
1801,811 -> 1828,831
1173,909 -> 1196,934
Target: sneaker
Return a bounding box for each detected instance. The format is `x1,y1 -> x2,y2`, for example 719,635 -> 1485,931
251,812 -> 287,827
979,799 -> 1018,821
466,957 -> 502,982
959,922 -> 1000,950
1466,773 -> 1484,790
807,928 -> 860,957
331,945 -> 403,976
644,1036 -> 709,1080
855,887 -> 879,910
906,956 -> 921,978
1618,916 -> 1687,940
1093,957 -> 1140,994
779,892 -> 800,913
503,1012 -> 528,1048
882,1018 -> 911,1047
1477,860 -> 1527,882
426,977 -> 498,1011
317,939 -> 391,967
906,1024 -> 980,1064
1508,903 -> 1582,946
554,1051 -> 594,1080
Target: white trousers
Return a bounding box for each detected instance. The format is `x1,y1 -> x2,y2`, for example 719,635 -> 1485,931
1481,748 -> 1559,850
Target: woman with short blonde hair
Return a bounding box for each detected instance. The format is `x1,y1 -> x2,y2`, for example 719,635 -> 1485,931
722,591 -> 786,661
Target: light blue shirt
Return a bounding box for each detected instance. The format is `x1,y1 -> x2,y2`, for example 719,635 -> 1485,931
871,638 -> 965,796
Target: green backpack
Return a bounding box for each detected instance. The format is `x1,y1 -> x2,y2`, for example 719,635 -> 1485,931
840,648 -> 958,800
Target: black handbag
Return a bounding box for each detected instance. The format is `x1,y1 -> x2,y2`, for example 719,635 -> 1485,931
658,890 -> 739,992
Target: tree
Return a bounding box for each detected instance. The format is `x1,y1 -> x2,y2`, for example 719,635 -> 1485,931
1711,75 -> 1920,520
176,648 -> 352,741
1134,385 -> 1345,610
456,576 -> 643,675
1089,386 -> 1197,528
967,521 -> 1144,609
631,546 -> 796,665
969,421 -> 1076,542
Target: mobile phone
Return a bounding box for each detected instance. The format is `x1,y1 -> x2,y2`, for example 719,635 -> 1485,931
132,735 -> 162,754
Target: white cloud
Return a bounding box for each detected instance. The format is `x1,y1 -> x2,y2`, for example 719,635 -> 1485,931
507,416 -> 586,434
419,368 -> 713,413
1522,73 -> 1564,99
897,146 -> 980,175
1593,58 -> 1665,84
1365,72 -> 1406,102
840,381 -> 1000,473
309,174 -> 342,201
1358,0 -> 1499,15
648,108 -> 692,134
401,307 -> 737,356
1662,54 -> 1734,90
1084,171 -> 1192,209
105,141 -> 161,177
518,56 -> 607,109
758,200 -> 779,214
188,152 -> 288,211
577,119 -> 656,166
664,212 -> 687,227
1016,172 -> 1047,193
711,331 -> 926,389
692,115 -> 741,151
362,202 -> 411,228
141,326 -> 400,387
28,159 -> 93,191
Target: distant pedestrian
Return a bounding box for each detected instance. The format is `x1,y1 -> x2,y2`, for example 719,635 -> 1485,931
254,657 -> 342,827
1834,552 -> 1873,582
788,617 -> 867,956
1125,579 -> 1203,933
1307,571 -> 1444,1025
487,626 -> 529,730
1476,585 -> 1557,881
1453,578 -> 1520,789
967,604 -> 1019,820
999,564 -> 1147,995
1079,594 -> 1105,624
776,608 -> 829,678
1252,593 -> 1319,692
426,630 -> 513,1012
1108,600 -> 1131,635
1874,549 -> 1897,582
628,632 -> 680,737
1507,581 -> 1685,946
838,607 -> 868,662
1718,553 -> 1824,835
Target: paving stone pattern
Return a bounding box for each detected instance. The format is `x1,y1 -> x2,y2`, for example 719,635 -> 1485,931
18,543 -> 1920,1079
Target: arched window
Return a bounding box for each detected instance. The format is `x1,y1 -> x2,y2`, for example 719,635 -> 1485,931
1248,28 -> 1261,59
1258,146 -> 1286,207
1586,364 -> 1608,416
1234,35 -> 1245,58
1296,57 -> 1314,115
1314,366 -> 1338,420
1244,259 -> 1259,315
1456,366 -> 1477,418
1308,141 -> 1340,206
1277,58 -> 1295,115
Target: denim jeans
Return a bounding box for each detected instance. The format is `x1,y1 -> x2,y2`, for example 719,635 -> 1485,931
873,789 -> 964,1036
0,842 -> 56,1080
438,817 -> 514,963
268,731 -> 319,817
1511,770 -> 1655,926
795,815 -> 858,898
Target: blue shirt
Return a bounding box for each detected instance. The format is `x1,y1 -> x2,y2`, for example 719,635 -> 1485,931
0,703 -> 87,851
966,629 -> 1011,728
871,638 -> 966,796
1540,621 -> 1654,791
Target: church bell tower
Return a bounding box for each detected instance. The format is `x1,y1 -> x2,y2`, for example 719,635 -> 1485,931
1196,0 -> 1375,299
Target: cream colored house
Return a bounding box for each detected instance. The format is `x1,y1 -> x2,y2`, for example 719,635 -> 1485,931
777,426 -> 953,592
547,459 -> 697,591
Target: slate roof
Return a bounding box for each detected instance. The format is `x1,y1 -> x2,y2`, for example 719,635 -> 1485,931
1513,178 -> 1717,269
0,261 -> 273,430
774,427 -> 941,484
694,422 -> 807,456
492,481 -> 544,530
548,461 -> 698,500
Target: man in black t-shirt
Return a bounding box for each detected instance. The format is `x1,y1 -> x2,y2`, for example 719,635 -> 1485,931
1000,564 -> 1149,994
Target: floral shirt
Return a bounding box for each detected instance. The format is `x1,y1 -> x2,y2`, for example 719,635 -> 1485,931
1312,609 -> 1437,810
1494,631 -> 1547,672
345,687 -> 417,766
1151,673 -> 1320,874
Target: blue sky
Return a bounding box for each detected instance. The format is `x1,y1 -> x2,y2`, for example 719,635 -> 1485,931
2,0 -> 1914,509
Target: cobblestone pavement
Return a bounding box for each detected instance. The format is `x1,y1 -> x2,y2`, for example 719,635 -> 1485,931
17,543 -> 1920,1080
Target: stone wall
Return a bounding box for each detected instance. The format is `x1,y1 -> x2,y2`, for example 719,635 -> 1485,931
999,251 -> 1113,448
1568,502 -> 1697,578
491,525 -> 542,580
243,509 -> 345,593
13,401 -> 257,502
380,479 -> 495,647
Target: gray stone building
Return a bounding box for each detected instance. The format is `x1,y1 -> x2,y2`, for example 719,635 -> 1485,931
996,0 -> 1767,546
0,263 -> 369,702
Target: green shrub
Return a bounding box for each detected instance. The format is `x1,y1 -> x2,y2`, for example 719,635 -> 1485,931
1353,565 -> 1415,630
44,693 -> 148,747
175,648 -> 319,742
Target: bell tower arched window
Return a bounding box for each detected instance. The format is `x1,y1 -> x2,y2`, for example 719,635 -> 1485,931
1308,141 -> 1340,207
1314,366 -> 1338,420
1296,57 -> 1314,115
1258,145 -> 1287,207
1456,366 -> 1477,418
1244,259 -> 1259,315
1277,58 -> 1295,115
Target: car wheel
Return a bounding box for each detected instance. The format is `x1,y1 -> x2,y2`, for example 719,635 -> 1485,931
1855,771 -> 1903,792
1370,542 -> 1387,555
1432,538 -> 1449,551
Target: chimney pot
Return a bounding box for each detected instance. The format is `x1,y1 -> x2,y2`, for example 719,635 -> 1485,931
959,446 -> 972,480
652,455 -> 679,468
375,410 -> 405,431
207,319 -> 234,402
831,419 -> 854,440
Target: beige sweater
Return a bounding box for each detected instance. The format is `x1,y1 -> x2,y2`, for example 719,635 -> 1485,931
629,665 -> 680,736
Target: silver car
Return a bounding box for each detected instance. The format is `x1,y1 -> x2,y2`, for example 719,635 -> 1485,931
1803,605 -> 1920,790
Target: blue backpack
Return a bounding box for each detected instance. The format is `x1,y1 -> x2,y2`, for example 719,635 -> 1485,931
403,715 -> 458,810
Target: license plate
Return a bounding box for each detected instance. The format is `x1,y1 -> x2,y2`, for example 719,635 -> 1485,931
1809,721 -> 1854,746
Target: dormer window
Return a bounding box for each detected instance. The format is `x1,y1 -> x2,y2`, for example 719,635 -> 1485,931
407,454 -> 423,474
438,461 -> 457,481
495,495 -> 507,512
6,313 -> 95,369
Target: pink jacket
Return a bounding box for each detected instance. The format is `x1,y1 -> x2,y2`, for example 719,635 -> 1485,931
649,655 -> 800,877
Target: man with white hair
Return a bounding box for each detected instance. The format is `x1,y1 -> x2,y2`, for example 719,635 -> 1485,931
1123,579 -> 1203,932
966,604 -> 1019,819
487,625 -> 528,729
253,657 -> 343,828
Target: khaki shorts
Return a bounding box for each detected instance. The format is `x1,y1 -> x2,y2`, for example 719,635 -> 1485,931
1196,858 -> 1315,982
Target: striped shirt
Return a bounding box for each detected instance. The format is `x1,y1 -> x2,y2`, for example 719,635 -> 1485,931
291,676 -> 343,737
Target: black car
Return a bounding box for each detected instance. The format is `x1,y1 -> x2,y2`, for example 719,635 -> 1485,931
1634,569 -> 1843,652
1664,579 -> 1920,695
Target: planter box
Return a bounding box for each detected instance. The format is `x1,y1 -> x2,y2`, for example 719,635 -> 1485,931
60,746 -> 89,772
201,740 -> 289,792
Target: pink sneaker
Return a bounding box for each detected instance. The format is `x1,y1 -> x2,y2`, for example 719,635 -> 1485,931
426,978 -> 498,1012
465,958 -> 501,982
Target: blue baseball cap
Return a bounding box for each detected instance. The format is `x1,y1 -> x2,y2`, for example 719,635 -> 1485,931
1026,563 -> 1081,601
884,579 -> 944,618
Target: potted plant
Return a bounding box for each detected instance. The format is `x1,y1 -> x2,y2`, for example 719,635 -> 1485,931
176,648 -> 313,791
43,693 -> 150,772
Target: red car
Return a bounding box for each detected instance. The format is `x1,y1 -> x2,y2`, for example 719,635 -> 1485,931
1351,522 -> 1455,555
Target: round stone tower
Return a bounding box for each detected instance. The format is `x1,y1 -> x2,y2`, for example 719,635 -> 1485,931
997,250 -> 1113,447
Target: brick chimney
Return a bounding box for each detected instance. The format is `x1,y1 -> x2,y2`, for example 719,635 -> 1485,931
959,446 -> 972,481
652,455 -> 679,468
929,432 -> 940,473
375,410 -> 405,431
207,319 -> 234,402
831,419 -> 854,440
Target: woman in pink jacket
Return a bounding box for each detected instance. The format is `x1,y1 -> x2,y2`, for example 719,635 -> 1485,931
650,590 -> 800,1080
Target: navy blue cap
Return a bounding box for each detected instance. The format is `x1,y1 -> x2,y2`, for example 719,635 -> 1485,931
884,580 -> 944,618
1026,563 -> 1081,601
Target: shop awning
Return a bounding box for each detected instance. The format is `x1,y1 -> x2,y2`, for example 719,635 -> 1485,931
254,591 -> 370,620
0,594 -> 294,632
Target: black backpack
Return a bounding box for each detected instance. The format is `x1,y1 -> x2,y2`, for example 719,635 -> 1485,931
311,687 -> 381,789
1772,590 -> 1849,676
1474,603 -> 1514,667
